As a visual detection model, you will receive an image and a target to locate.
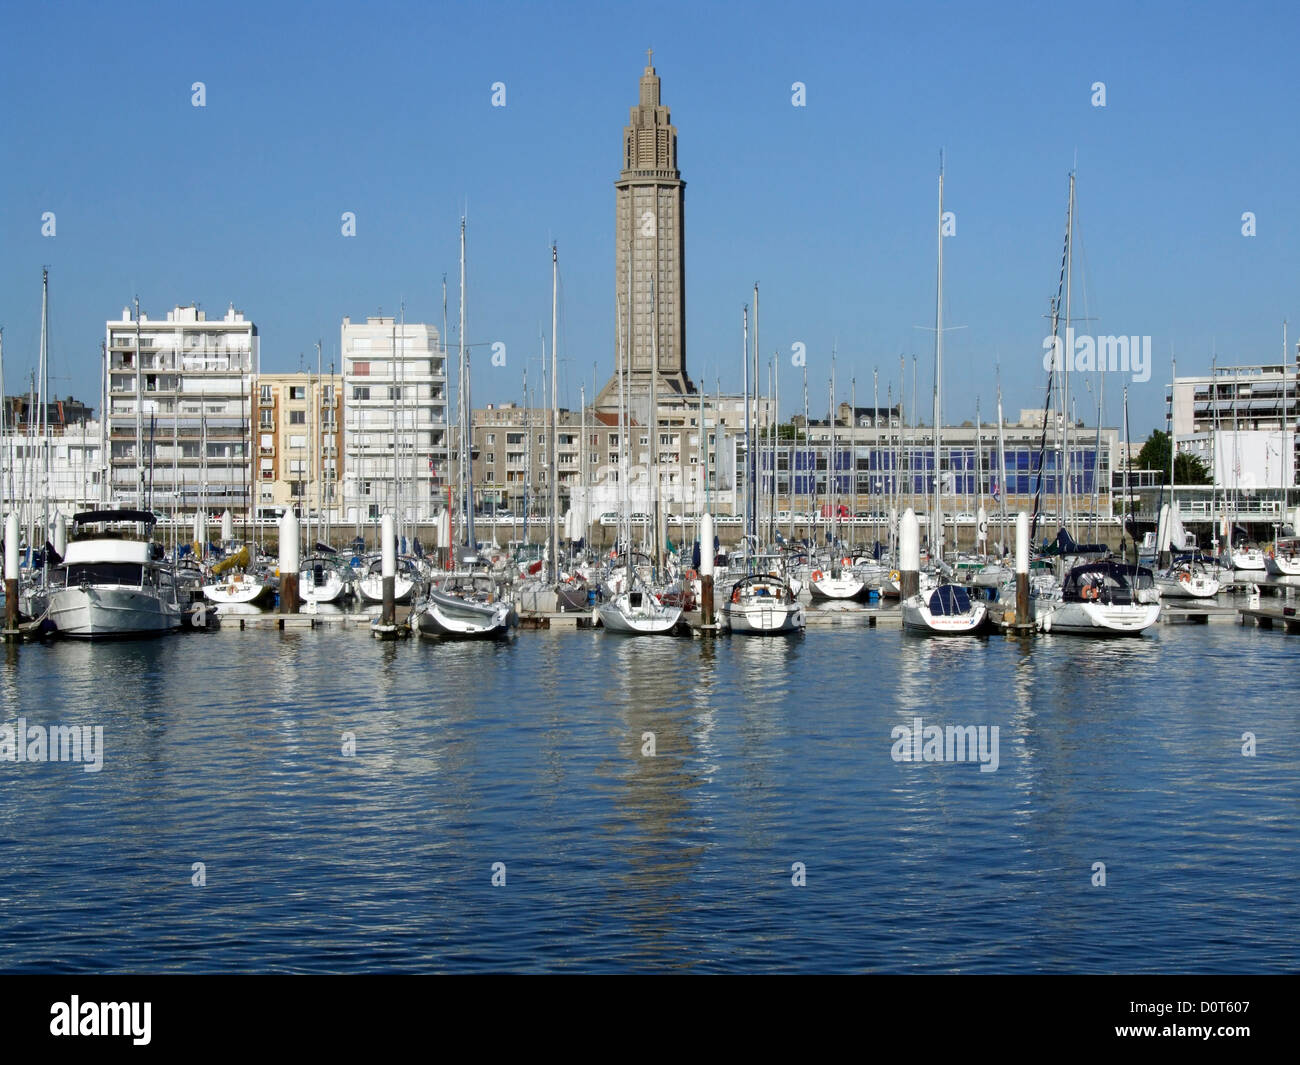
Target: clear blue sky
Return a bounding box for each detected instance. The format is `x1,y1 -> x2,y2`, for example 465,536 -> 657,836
1,0 -> 1297,437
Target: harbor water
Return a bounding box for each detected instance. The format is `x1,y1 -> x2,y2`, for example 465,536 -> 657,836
0,617 -> 1296,973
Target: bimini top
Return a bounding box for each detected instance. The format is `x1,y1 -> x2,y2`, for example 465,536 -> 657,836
928,584 -> 973,616
1062,561 -> 1151,603
72,509 -> 157,527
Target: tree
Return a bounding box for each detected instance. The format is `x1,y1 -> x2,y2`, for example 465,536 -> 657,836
1135,429 -> 1211,485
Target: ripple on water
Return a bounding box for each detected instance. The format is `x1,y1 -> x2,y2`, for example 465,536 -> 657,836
0,622 -> 1296,972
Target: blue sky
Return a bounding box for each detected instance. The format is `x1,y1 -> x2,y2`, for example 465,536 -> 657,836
1,0 -> 1297,436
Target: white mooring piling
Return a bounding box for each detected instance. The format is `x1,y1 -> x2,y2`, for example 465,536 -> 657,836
700,512 -> 716,629
380,513 -> 396,628
4,512 -> 18,635
54,512 -> 67,558
899,508 -> 920,600
279,509 -> 300,614
1015,511 -> 1030,629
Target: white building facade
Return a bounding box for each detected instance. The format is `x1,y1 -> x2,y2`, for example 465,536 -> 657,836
105,304 -> 258,516
340,316 -> 449,526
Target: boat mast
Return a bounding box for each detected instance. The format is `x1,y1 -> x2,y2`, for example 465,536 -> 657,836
650,277 -> 661,575
752,282 -> 760,545
135,297 -> 143,512
460,216 -> 474,553
0,328 -> 6,518
932,160 -> 945,563
1063,171 -> 1075,540
801,359 -> 809,546
550,243 -> 559,583
975,395 -> 984,552
1122,385 -> 1132,563
996,382 -> 1010,553
617,293 -> 629,555
830,354 -> 837,549
742,305 -> 750,554
40,269 -> 50,577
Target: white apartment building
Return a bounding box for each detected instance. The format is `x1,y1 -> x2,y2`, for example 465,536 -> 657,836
105,304 -> 258,516
1,420 -> 105,539
1169,359 -> 1298,493
340,316 -> 449,525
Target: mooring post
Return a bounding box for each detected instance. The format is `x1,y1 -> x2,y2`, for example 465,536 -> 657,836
1015,511 -> 1030,629
279,509 -> 300,614
4,512 -> 18,635
700,512 -> 715,628
899,507 -> 920,600
381,513 -> 396,627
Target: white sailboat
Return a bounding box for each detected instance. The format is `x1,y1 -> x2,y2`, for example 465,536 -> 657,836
1035,561 -> 1160,635
902,583 -> 988,635
808,556 -> 865,600
597,268 -> 681,637
900,160 -> 988,637
1155,559 -> 1221,598
724,572 -> 805,634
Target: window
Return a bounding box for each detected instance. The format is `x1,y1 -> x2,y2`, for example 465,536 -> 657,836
322,386 -> 334,405
289,386 -> 305,401
259,411 -> 273,428
288,459 -> 306,474
259,433 -> 274,451
486,434 -> 495,445
259,385 -> 272,404
352,387 -> 370,401
289,410 -> 306,424
289,435 -> 307,449
388,386 -> 402,401
353,362 -> 370,376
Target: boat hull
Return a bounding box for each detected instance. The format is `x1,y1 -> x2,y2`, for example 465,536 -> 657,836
1155,576 -> 1220,599
900,599 -> 988,635
415,591 -> 515,639
597,598 -> 682,635
1037,600 -> 1160,636
724,601 -> 805,635
808,575 -> 865,600
203,579 -> 274,605
49,586 -> 182,637
357,574 -> 415,604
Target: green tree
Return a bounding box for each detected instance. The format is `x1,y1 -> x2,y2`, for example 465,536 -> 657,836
1135,429 -> 1211,485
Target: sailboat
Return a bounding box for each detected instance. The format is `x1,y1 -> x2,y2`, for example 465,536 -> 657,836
1035,560 -> 1160,635
724,571 -> 805,634
597,279 -> 681,636
901,158 -> 986,636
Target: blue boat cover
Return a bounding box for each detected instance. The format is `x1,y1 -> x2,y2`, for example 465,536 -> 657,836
928,584 -> 971,616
